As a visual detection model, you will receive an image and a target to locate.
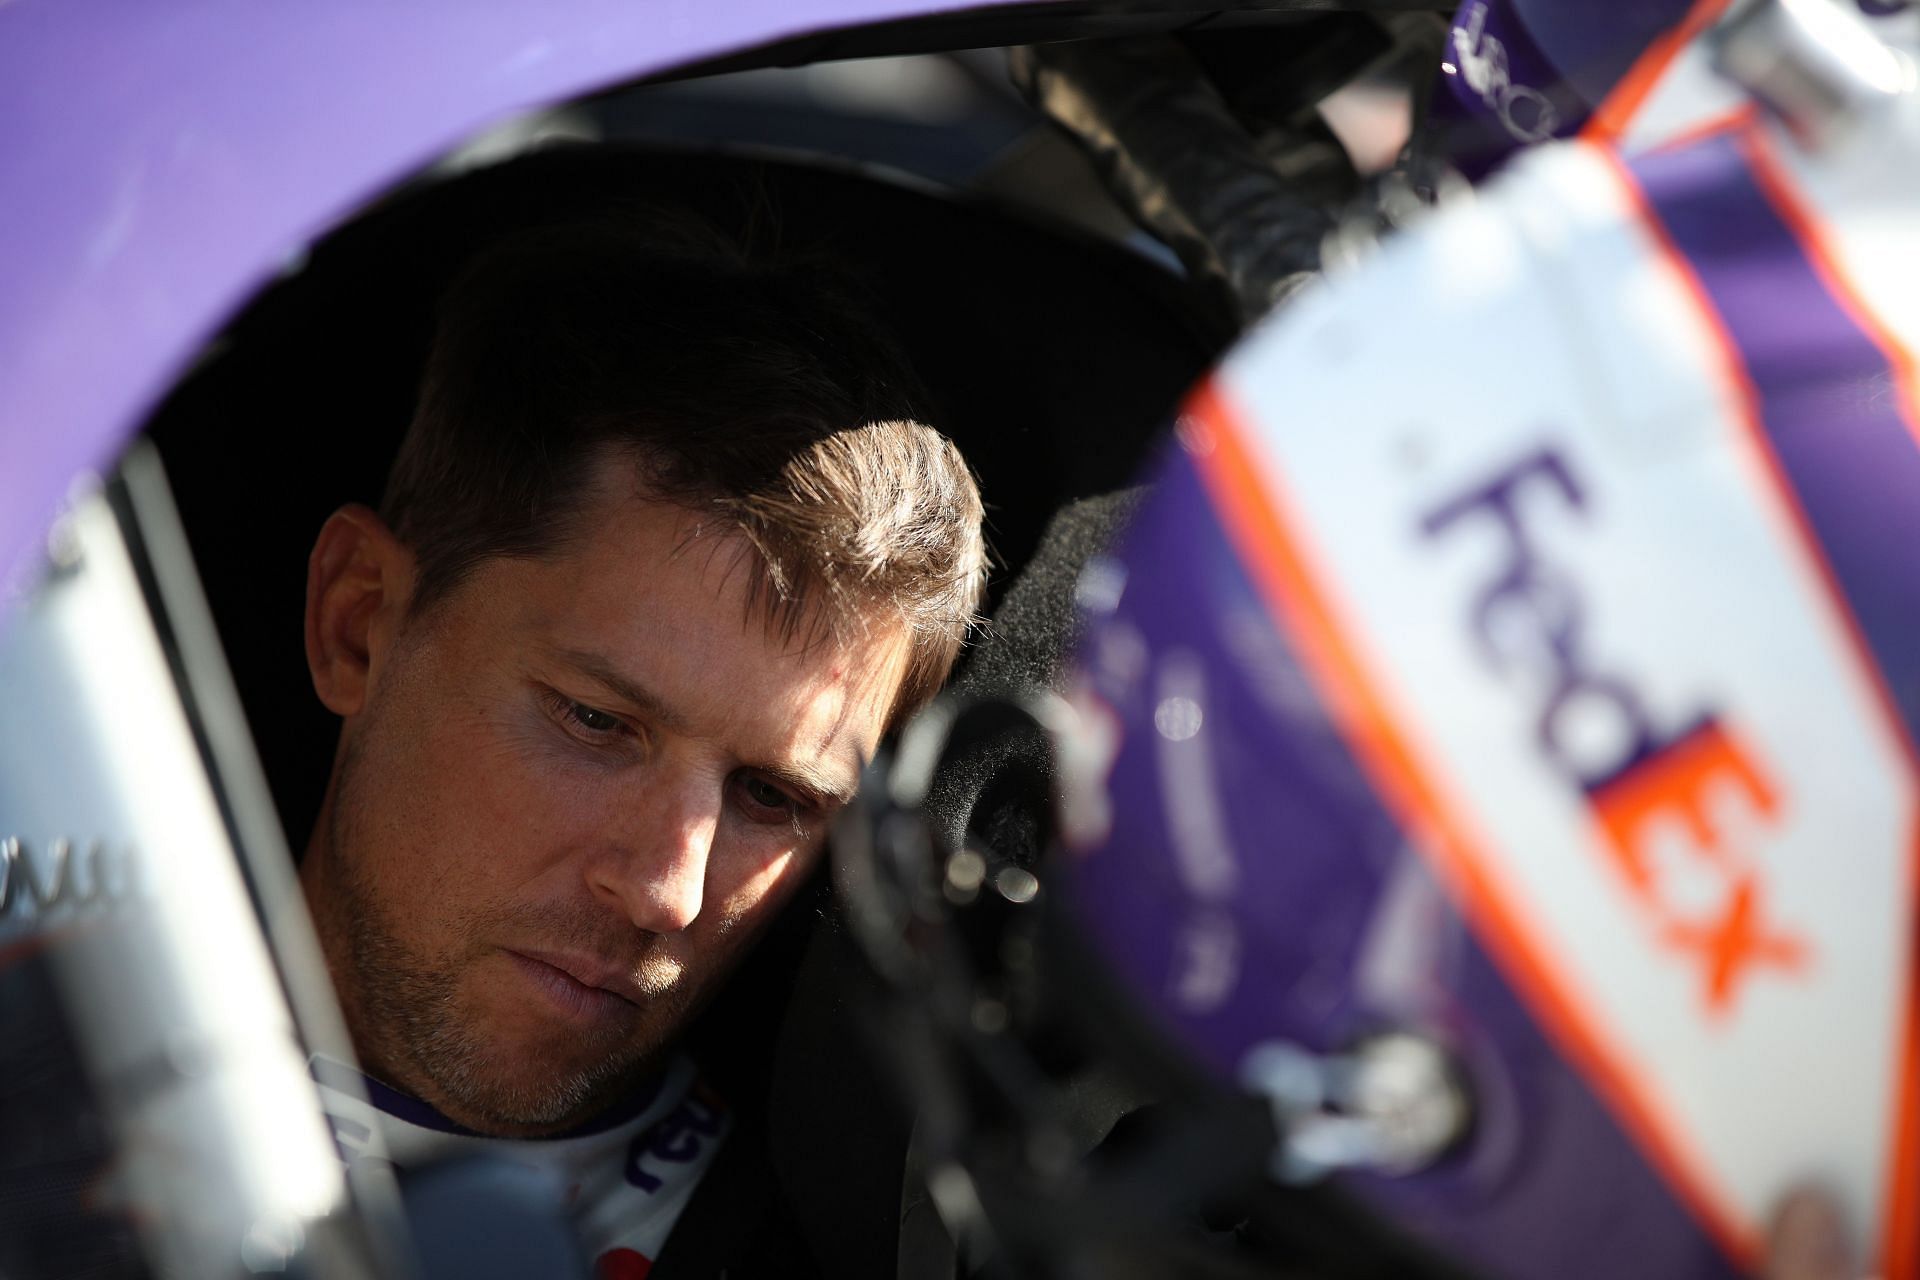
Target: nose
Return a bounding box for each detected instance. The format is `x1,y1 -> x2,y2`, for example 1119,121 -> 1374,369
586,776 -> 715,934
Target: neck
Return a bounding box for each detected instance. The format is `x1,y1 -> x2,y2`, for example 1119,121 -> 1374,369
296,787 -> 399,1086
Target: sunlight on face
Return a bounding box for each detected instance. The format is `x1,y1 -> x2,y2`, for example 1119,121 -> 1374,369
307,457 -> 911,1135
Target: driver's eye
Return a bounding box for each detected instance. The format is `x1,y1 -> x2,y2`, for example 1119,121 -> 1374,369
546,690 -> 627,740
570,702 -> 622,734
742,776 -> 791,811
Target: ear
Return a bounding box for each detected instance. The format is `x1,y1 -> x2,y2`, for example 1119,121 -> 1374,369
304,504 -> 415,717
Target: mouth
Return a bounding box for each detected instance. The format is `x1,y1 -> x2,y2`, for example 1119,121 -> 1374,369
502,948 -> 644,1023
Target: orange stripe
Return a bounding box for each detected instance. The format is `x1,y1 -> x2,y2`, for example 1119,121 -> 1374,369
1730,122 -> 1920,1280
1583,0 -> 1734,144
1183,380 -> 1759,1268
1647,103 -> 1758,157
1889,819 -> 1920,1280
1604,130 -> 1920,1277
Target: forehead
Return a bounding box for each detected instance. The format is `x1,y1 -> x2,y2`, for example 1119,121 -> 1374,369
552,460 -> 864,660
459,463 -> 910,767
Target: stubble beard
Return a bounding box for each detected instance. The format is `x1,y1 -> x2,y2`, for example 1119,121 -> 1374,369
319,737 -> 689,1135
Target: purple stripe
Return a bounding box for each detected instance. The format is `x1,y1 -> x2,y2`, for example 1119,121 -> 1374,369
1506,0 -> 1695,107
311,1055 -> 488,1137
1062,445 -> 1735,1278
0,0 -> 987,604
1629,132 -> 1920,756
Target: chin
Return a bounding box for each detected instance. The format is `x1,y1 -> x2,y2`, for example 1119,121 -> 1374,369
408,989 -> 671,1133
440,1038 -> 658,1134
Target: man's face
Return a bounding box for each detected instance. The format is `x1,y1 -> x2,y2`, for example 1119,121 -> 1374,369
300,457 -> 910,1136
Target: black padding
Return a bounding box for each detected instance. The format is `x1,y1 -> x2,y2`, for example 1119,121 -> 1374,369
962,488 -> 1144,694
924,489 -> 1141,867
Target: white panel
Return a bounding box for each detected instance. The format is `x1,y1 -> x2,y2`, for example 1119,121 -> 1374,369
1215,140 -> 1912,1253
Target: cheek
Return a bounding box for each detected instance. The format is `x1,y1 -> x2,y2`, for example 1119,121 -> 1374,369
703,836 -> 818,940
354,688 -> 588,899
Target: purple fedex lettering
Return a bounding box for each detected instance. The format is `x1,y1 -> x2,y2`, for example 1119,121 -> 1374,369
1417,446 -> 1586,673
1420,445 -> 1807,1015
1419,446 -> 1668,790
624,1094 -> 725,1193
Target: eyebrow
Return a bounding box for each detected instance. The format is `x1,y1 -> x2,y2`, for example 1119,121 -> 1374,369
549,646 -> 861,807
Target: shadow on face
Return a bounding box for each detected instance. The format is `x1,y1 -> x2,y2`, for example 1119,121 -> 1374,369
299,458 -> 911,1136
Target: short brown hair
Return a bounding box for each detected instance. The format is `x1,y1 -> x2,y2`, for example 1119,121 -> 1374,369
380,209 -> 987,724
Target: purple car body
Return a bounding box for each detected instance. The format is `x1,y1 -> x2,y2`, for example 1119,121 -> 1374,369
0,0 -> 1003,600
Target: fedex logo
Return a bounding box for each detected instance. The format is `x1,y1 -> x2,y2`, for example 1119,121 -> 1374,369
1418,445 -> 1807,1016
625,1090 -> 724,1193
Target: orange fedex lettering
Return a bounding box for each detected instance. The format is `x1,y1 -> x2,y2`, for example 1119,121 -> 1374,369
1587,719 -> 1777,888
1662,873 -> 1807,1015
1587,719 -> 1806,1016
